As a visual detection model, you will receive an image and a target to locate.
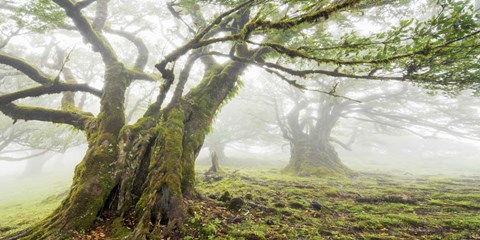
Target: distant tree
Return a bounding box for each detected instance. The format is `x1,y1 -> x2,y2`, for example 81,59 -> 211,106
274,79 -> 480,176
204,87 -> 282,162
0,0 -> 479,239
205,150 -> 223,175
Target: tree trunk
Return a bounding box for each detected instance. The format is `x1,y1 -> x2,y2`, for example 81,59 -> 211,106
3,62 -> 245,240
206,150 -> 223,175
283,137 -> 350,176
211,143 -> 227,162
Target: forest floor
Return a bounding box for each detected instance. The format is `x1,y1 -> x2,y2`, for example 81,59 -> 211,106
1,168 -> 480,239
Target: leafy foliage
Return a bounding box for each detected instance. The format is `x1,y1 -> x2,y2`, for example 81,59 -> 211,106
13,0 -> 66,33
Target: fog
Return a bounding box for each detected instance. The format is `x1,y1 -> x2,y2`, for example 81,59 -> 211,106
1,0 -> 480,238
3,84 -> 480,214
195,80 -> 480,176
1,0 -> 480,180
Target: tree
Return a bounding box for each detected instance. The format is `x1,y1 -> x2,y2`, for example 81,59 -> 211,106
0,41 -> 92,176
274,82 -> 354,176
204,85 -> 283,163
1,0 -> 479,239
274,79 -> 480,176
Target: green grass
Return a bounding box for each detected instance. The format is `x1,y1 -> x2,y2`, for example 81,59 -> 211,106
1,168 -> 480,239
189,169 -> 480,240
0,171 -> 72,237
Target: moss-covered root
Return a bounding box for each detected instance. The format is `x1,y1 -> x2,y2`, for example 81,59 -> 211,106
124,108 -> 189,239
1,133 -> 119,240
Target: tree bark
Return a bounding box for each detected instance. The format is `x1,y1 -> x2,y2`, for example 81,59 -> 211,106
283,137 -> 350,176
3,61 -> 245,240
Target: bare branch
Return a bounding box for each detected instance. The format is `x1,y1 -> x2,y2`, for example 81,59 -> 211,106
104,27 -> 149,70
0,52 -> 53,85
206,51 -> 404,81
0,150 -> 49,162
76,0 -> 96,9
127,70 -> 161,82
92,0 -> 109,31
53,0 -> 118,65
273,98 -> 293,141
330,128 -> 357,151
167,1 -> 196,34
0,83 -> 102,105
330,137 -> 352,150
0,29 -> 21,49
155,0 -> 254,73
0,103 -> 94,130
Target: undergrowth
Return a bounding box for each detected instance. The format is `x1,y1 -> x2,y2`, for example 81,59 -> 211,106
1,169 -> 479,239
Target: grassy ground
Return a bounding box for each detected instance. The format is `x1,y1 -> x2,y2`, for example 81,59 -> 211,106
1,168 -> 479,239
186,169 -> 480,240
0,171 -> 72,238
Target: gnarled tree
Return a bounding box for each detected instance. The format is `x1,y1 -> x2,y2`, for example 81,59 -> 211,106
1,0 -> 479,239
274,79 -> 480,176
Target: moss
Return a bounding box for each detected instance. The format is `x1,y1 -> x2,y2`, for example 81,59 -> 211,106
132,107 -> 188,225
134,193 -> 149,216
35,130 -> 119,235
283,143 -> 351,177
0,104 -> 93,130
97,62 -> 128,135
111,218 -> 131,239
122,116 -> 156,137
6,168 -> 480,239
114,61 -> 246,236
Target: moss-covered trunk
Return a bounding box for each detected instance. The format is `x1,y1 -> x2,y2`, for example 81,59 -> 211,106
109,61 -> 245,239
3,62 -> 245,240
3,63 -> 127,240
283,137 -> 350,176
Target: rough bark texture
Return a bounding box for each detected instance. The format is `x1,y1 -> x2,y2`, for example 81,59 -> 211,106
2,61 -> 245,240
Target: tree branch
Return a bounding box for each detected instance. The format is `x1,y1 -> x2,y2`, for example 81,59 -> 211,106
155,0 -> 254,73
76,0 -> 96,9
0,83 -> 102,105
0,103 -> 94,130
240,0 -> 359,39
126,69 -> 161,82
0,150 -> 49,162
0,52 -> 53,85
53,0 -> 118,65
167,1 -> 196,34
206,51 -> 405,81
92,0 -> 109,31
330,137 -> 352,151
167,52 -> 203,109
104,27 -> 149,70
